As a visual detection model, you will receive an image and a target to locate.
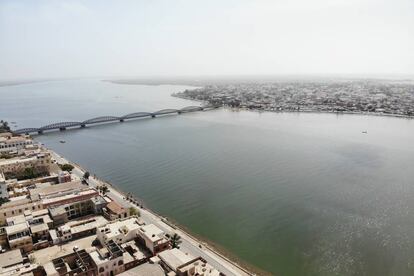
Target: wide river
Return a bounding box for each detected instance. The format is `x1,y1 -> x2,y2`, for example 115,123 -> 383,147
1,79 -> 414,276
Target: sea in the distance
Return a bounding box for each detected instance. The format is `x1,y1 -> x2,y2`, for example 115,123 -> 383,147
1,79 -> 414,276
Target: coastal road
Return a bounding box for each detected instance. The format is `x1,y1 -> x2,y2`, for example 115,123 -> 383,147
50,151 -> 252,276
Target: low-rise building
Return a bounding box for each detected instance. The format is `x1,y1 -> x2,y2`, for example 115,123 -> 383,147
136,224 -> 170,255
0,196 -> 43,226
43,249 -> 96,276
121,240 -> 151,269
103,200 -> 129,220
90,240 -> 126,276
5,222 -> 33,252
177,257 -> 221,276
96,217 -> 144,245
57,216 -> 107,242
49,196 -> 106,226
0,249 -> 38,276
0,151 -> 51,176
158,248 -> 193,272
0,135 -> 34,155
5,209 -> 53,251
118,263 -> 165,276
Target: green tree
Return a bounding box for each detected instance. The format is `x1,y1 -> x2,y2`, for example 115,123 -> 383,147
129,207 -> 140,217
0,120 -> 11,133
99,185 -> 109,196
0,198 -> 10,206
60,163 -> 74,172
170,233 -> 182,249
22,167 -> 36,179
83,171 -> 90,180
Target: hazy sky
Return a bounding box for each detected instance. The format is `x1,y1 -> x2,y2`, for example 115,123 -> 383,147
1,0 -> 413,80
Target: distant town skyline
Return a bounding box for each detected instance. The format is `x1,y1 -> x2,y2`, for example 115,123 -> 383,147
1,0 -> 413,80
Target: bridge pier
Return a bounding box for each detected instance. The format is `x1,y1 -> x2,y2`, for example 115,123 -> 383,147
120,119 -> 124,122
38,130 -> 43,135
81,124 -> 86,128
59,127 -> 66,131
178,111 -> 182,114
151,114 -> 156,118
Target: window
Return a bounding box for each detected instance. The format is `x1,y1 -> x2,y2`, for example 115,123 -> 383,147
118,260 -> 123,266
99,267 -> 104,273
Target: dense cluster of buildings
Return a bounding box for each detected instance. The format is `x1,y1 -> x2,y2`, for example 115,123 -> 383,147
0,133 -> 225,276
175,80 -> 414,116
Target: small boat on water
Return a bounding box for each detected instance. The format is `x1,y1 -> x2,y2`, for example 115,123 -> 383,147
362,131 -> 367,134
59,140 -> 66,143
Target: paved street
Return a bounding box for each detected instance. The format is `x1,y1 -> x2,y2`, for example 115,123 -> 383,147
50,150 -> 252,276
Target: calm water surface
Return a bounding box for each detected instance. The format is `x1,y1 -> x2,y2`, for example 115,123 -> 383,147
1,80 -> 414,276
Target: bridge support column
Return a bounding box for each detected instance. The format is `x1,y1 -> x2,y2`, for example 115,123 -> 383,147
120,119 -> 124,122
151,114 -> 156,118
59,127 -> 66,131
38,130 -> 43,135
81,124 -> 86,128
178,111 -> 182,114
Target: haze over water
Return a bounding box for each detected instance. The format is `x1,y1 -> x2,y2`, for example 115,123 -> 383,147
2,79 -> 414,275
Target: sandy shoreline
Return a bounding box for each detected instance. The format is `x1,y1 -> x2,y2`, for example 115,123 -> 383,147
173,94 -> 414,120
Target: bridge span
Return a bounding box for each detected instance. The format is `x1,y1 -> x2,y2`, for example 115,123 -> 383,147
13,105 -> 217,135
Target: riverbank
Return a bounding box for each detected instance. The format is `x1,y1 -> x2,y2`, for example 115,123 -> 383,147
47,148 -> 259,276
172,93 -> 414,120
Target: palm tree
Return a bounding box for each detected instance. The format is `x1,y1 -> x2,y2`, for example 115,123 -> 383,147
170,233 -> 182,249
101,185 -> 109,196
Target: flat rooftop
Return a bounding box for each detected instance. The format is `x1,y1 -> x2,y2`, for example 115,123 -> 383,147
119,263 -> 165,276
106,201 -> 126,215
30,223 -> 49,233
5,222 -> 29,235
30,181 -> 83,199
98,217 -> 141,240
41,188 -> 98,205
30,235 -> 95,265
177,257 -> 221,276
0,249 -> 23,269
6,214 -> 26,226
138,224 -> 165,242
158,248 -> 193,271
63,216 -> 108,235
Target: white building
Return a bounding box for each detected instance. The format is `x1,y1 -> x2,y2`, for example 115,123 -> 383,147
136,224 -> 170,255
0,135 -> 34,155
97,217 -> 143,245
90,240 -> 126,276
157,248 -> 193,272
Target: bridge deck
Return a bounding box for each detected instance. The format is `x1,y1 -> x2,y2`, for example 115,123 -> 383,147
13,105 -> 217,135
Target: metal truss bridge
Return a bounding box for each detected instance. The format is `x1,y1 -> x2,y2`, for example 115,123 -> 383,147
13,105 -> 216,135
